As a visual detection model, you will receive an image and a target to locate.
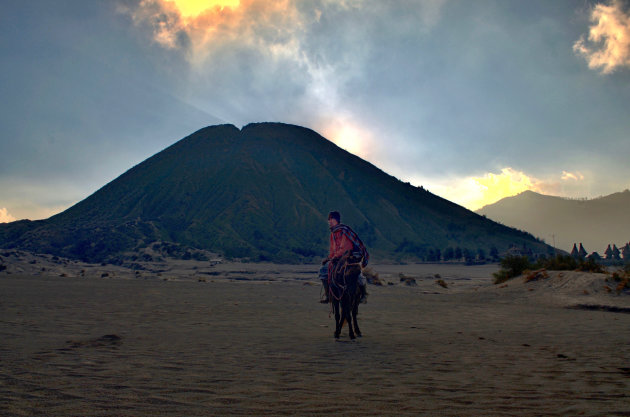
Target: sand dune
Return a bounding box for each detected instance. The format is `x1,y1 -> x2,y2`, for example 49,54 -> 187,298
1,254 -> 629,416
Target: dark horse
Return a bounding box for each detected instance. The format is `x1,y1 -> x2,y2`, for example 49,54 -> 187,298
328,258 -> 362,340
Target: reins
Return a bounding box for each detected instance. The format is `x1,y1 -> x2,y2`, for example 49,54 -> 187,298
327,258 -> 361,317
326,258 -> 346,317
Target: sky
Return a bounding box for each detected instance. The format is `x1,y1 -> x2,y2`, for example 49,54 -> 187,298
1,0 -> 630,223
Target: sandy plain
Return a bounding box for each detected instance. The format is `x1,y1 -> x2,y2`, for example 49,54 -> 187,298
1,251 -> 630,416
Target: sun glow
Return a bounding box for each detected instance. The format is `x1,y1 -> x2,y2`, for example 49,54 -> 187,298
466,168 -> 536,210
323,123 -> 369,158
165,0 -> 240,17
425,167 -> 591,211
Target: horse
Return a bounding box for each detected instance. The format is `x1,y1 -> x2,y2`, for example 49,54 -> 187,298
328,258 -> 362,340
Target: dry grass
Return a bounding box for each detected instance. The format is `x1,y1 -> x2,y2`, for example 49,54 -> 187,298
523,269 -> 549,283
362,266 -> 384,286
399,273 -> 417,286
609,269 -> 630,293
436,279 -> 448,289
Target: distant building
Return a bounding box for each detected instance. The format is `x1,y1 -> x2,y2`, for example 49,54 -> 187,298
570,243 -> 579,259
578,243 -> 588,259
622,243 -> 630,260
604,244 -> 613,260
612,244 -> 621,260
588,251 -> 602,261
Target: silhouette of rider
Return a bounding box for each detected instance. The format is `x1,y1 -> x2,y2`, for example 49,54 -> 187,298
319,211 -> 368,304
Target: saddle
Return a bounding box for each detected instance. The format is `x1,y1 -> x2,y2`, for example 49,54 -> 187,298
329,254 -> 362,287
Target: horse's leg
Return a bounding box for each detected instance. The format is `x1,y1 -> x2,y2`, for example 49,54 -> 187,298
343,297 -> 355,340
353,296 -> 362,337
333,299 -> 341,339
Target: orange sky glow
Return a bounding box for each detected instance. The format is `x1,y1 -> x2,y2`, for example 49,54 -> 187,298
165,0 -> 240,17
424,168 -> 589,211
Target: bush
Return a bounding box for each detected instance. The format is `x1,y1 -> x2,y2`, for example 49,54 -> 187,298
399,273 -> 417,286
609,268 -> 630,293
533,254 -> 577,271
575,257 -> 606,273
533,254 -> 605,273
493,255 -> 531,284
492,269 -> 512,285
362,267 -> 383,286
493,254 -> 607,285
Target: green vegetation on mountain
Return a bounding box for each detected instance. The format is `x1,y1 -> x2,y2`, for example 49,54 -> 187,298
0,123 -> 551,263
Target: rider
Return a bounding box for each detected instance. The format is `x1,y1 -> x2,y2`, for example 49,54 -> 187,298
320,211 -> 369,304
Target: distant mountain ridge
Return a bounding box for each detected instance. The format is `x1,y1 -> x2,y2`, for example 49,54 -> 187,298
0,123 -> 551,263
476,190 -> 630,253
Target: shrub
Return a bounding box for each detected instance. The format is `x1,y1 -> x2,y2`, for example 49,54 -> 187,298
399,273 -> 417,286
493,255 -> 531,284
533,254 -> 577,271
362,267 -> 383,286
576,257 -> 606,273
493,254 -> 607,285
531,254 -> 605,273
492,269 -> 512,285
616,281 -> 629,292
610,269 -> 630,293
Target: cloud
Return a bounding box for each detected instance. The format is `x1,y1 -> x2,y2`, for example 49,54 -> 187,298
574,0 -> 630,74
124,0 -> 302,58
122,0 -> 342,129
0,208 -> 16,223
561,170 -> 585,181
121,0 -> 446,153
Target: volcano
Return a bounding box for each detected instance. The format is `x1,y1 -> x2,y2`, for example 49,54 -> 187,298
0,123 -> 550,263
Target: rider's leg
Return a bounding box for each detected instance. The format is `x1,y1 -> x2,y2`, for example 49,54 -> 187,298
321,279 -> 330,303
318,264 -> 330,302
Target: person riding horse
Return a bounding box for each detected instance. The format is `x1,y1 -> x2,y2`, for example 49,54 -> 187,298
320,211 -> 369,304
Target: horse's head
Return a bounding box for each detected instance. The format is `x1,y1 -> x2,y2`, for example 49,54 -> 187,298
343,263 -> 362,283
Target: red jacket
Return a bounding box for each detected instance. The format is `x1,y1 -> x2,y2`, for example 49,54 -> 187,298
329,227 -> 354,259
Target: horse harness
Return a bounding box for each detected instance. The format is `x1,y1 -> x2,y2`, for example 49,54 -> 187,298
327,254 -> 362,302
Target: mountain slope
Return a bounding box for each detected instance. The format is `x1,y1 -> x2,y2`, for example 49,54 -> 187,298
0,123 -> 551,262
476,190 -> 630,253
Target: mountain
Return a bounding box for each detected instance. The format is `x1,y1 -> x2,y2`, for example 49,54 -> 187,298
0,123 -> 551,263
476,190 -> 630,253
